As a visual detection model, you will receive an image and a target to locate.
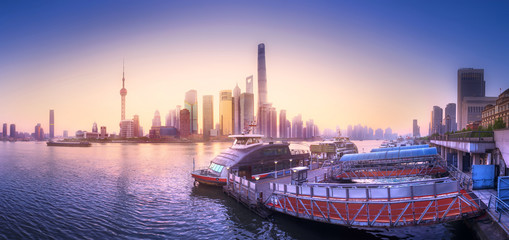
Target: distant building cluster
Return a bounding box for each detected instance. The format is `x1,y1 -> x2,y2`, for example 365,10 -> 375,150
425,68 -> 507,136
115,43 -> 320,141
345,124 -> 398,141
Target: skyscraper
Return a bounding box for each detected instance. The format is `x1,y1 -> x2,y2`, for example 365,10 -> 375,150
246,75 -> 254,94
152,110 -> 161,127
240,92 -> 254,133
203,95 -> 214,141
92,122 -> 98,133
2,123 -> 7,138
120,62 -> 127,121
34,123 -> 43,141
185,90 -> 198,134
179,109 -> 190,138
431,106 -> 443,135
133,115 -> 140,137
100,126 -> 107,138
444,103 -> 456,132
269,107 -> 277,138
413,119 -> 420,137
257,43 -> 268,106
257,43 -> 269,135
233,84 -> 241,134
457,68 -> 485,130
279,110 -> 287,138
49,109 -> 54,139
120,120 -> 134,138
219,90 -> 233,135
292,115 -> 303,139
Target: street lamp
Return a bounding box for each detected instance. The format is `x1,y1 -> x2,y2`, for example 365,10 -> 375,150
289,159 -> 293,169
274,161 -> 278,179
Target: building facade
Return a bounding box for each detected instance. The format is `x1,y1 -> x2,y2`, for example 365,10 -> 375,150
185,90 -> 198,134
233,84 -> 241,134
49,109 -> 54,139
240,92 -> 254,133
120,120 -> 134,138
462,97 -> 497,129
444,103 -> 456,133
179,109 -> 191,138
279,110 -> 287,138
457,68 -> 485,130
219,90 -> 233,136
203,95 -> 214,141
431,106 -> 443,135
413,119 -> 420,137
482,88 -> 509,128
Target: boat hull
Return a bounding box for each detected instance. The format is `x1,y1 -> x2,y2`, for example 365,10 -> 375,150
191,173 -> 227,186
46,142 -> 91,147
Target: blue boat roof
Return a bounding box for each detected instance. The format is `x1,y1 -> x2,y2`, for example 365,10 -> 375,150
370,144 -> 429,152
341,147 -> 437,162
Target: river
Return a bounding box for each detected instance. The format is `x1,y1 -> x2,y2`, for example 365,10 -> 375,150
0,140 -> 476,239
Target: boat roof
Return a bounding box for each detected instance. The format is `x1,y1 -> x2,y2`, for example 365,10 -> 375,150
228,134 -> 264,138
341,147 -> 437,162
370,144 -> 429,152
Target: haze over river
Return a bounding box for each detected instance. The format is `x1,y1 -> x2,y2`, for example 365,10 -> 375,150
0,140 -> 476,239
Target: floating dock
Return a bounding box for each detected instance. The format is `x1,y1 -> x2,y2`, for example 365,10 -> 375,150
223,146 -> 485,228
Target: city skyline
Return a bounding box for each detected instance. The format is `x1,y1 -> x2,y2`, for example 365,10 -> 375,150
1,1 -> 508,136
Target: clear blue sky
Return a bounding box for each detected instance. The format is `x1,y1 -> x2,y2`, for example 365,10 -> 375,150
1,0 -> 508,135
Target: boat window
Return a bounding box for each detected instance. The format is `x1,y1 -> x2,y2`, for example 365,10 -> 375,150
234,138 -> 248,145
209,162 -> 224,173
247,138 -> 259,145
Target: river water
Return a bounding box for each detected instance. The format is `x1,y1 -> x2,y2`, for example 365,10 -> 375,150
0,140 -> 477,239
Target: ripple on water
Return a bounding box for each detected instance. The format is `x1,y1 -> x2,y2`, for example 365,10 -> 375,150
0,141 -> 478,240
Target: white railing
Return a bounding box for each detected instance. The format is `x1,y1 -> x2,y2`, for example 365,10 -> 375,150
227,173 -> 260,205
270,179 -> 460,200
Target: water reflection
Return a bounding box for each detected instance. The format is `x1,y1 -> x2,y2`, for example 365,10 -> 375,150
0,141 -> 478,240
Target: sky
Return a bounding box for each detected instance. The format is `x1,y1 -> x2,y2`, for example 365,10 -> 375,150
1,0 -> 508,136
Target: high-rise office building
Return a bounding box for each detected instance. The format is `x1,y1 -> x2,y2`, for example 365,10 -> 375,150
100,126 -> 107,138
233,84 -> 241,134
292,115 -> 303,139
120,120 -> 134,138
179,109 -> 190,138
444,103 -> 456,132
257,43 -> 268,106
269,107 -> 277,138
63,130 -> 68,138
246,75 -> 254,94
306,119 -> 315,139
49,109 -> 54,139
92,122 -> 98,133
431,106 -> 443,135
375,128 -> 384,140
152,110 -> 161,127
279,110 -> 287,138
457,68 -> 485,129
240,92 -> 254,133
413,119 -> 420,137
258,103 -> 272,136
133,115 -> 140,137
384,127 -> 393,140
257,43 -> 269,135
203,95 -> 214,141
219,90 -> 233,136
34,123 -> 44,141
185,90 -> 198,134
2,123 -> 7,138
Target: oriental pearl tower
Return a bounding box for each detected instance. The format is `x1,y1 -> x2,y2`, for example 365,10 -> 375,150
120,62 -> 127,121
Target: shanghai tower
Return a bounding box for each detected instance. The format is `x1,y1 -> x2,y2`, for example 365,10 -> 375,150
257,43 -> 268,135
257,43 -> 267,106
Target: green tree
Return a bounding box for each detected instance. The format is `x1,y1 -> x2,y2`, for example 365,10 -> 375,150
493,117 -> 507,130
